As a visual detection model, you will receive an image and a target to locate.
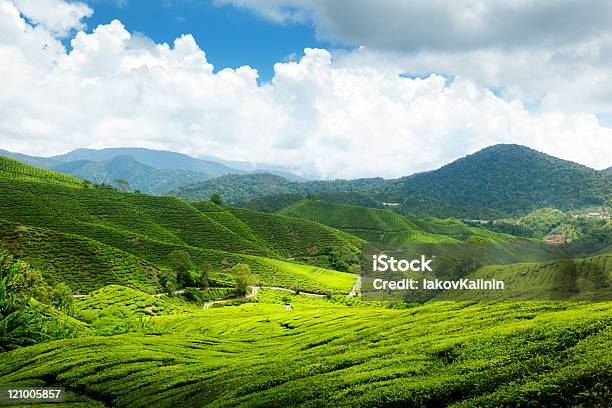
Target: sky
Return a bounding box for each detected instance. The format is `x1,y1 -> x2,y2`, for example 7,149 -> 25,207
1,0 -> 611,179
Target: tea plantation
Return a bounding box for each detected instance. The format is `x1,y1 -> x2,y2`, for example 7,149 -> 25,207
0,293 -> 610,407
0,157 -> 610,407
0,159 -> 361,294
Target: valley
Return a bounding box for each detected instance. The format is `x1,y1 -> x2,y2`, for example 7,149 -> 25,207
0,148 -> 610,407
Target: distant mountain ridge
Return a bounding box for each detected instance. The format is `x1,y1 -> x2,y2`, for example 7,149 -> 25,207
0,147 -> 306,193
52,155 -> 214,194
169,144 -> 611,219
51,147 -> 244,178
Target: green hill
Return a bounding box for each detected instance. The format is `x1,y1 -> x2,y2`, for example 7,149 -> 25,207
1,297 -> 609,407
0,160 -> 361,294
0,156 -> 83,188
0,219 -> 159,292
168,144 -> 611,219
167,173 -> 386,204
461,253 -> 611,300
280,200 -> 458,244
279,200 -> 566,265
376,144 -> 611,218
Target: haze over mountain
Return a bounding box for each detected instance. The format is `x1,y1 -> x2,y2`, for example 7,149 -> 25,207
52,147 -> 247,177
169,144 -> 611,219
52,155 -> 214,195
0,147 -> 306,193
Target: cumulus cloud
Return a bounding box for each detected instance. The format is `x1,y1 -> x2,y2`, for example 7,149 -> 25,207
13,0 -> 92,36
0,0 -> 610,179
216,0 -> 612,51
216,0 -> 612,115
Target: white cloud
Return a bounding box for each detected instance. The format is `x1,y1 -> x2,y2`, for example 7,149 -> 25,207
216,0 -> 612,115
0,0 -> 611,179
215,0 -> 612,51
13,0 -> 92,36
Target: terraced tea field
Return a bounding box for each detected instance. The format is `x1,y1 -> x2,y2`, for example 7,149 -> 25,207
0,157 -> 610,407
0,160 -> 362,294
281,200 -> 561,263
1,292 -> 610,407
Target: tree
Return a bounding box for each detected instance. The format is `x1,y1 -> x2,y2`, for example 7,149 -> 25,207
210,193 -> 223,205
231,264 -> 254,295
329,246 -> 360,272
168,250 -> 193,288
50,282 -> 73,312
200,264 -> 212,289
112,179 -> 130,191
160,271 -> 177,294
0,251 -> 46,350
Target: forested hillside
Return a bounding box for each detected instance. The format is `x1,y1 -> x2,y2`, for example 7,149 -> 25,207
169,144 -> 611,219
376,144 -> 611,217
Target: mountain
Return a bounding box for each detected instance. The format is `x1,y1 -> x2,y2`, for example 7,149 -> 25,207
52,155 -> 213,194
199,154 -> 310,181
50,147 -> 246,177
375,144 -> 611,217
604,166 -> 612,175
169,144 -> 611,219
0,147 -> 307,187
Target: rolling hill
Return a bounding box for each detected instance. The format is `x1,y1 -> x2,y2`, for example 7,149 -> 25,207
280,199 -> 458,244
1,296 -> 610,407
375,144 -> 611,217
0,157 -> 361,294
1,155 -> 611,407
169,144 -> 611,219
278,200 -> 575,265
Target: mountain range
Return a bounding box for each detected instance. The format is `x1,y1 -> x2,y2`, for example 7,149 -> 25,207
1,144 -> 610,218
169,144 -> 611,218
0,147 -> 305,194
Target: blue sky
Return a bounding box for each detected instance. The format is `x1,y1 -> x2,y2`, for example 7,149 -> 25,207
2,0 -> 610,175
80,0 -> 325,81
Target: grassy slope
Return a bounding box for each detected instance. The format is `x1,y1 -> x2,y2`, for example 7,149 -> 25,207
0,160 -> 360,294
0,297 -> 609,407
458,253 -> 612,301
280,200 -> 459,244
280,200 -> 560,264
0,156 -> 83,187
0,219 -> 159,292
74,285 -> 202,316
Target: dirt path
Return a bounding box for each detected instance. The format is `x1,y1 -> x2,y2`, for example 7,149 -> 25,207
72,276 -> 361,305
201,285 -> 331,310
348,276 -> 361,297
